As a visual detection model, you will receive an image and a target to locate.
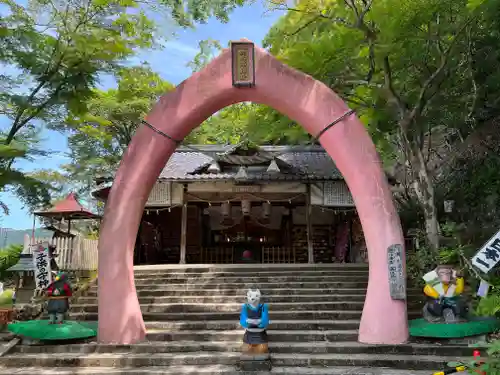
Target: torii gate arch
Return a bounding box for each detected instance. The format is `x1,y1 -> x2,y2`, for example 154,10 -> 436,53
97,40 -> 408,345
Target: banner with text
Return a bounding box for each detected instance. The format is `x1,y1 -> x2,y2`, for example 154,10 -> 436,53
471,230 -> 500,273
32,242 -> 52,290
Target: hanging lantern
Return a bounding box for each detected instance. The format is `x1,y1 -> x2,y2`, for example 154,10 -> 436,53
444,200 -> 455,213
221,202 -> 231,217
262,202 -> 271,219
241,200 -> 251,216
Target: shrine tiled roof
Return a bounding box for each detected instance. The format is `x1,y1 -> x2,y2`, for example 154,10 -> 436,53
158,145 -> 343,181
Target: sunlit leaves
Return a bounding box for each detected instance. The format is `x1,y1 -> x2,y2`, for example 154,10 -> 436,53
64,64 -> 174,191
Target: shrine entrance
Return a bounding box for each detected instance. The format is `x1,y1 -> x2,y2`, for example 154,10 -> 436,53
97,40 -> 408,346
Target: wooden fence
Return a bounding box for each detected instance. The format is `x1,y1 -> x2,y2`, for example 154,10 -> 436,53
23,234 -> 98,271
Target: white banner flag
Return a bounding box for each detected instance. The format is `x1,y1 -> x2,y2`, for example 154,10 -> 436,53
471,230 -> 500,273
32,242 -> 52,290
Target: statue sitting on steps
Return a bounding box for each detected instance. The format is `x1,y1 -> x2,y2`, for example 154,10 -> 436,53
423,265 -> 468,323
238,288 -> 271,371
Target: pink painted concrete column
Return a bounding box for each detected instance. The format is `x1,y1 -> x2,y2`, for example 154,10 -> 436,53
97,41 -> 408,344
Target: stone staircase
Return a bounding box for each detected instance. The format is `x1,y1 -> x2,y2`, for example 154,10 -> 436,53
0,264 -> 473,374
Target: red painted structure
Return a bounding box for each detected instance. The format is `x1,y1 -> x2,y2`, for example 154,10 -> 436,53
97,41 -> 408,345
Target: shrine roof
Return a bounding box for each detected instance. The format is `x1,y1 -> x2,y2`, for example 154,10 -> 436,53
7,254 -> 35,272
34,193 -> 100,220
158,145 -> 343,181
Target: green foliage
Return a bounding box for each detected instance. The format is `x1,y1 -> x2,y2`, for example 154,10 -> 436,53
0,141 -> 53,214
0,0 -> 158,146
156,0 -> 246,27
62,64 -> 174,193
0,0 -> 246,212
0,289 -> 14,308
406,245 -> 437,285
259,0 -> 500,250
187,39 -> 223,72
475,294 -> 500,317
0,244 -> 22,281
468,338 -> 500,375
439,147 -> 500,249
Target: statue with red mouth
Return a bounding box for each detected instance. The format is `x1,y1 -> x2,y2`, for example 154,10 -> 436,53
46,272 -> 72,324
238,288 -> 271,371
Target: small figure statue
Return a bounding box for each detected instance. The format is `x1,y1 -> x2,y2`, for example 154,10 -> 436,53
46,272 -> 72,324
48,245 -> 59,271
423,265 -> 468,323
238,289 -> 271,371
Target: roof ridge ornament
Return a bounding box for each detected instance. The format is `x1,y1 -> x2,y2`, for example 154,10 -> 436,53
234,166 -> 248,180
207,161 -> 221,173
266,159 -> 281,173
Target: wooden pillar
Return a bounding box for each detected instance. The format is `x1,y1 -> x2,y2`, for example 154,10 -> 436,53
306,185 -> 314,264
179,203 -> 188,264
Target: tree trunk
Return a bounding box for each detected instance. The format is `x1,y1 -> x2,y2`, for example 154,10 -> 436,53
409,146 -> 440,251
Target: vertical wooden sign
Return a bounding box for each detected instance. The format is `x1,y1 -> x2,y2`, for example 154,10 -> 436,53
231,41 -> 255,87
387,244 -> 406,300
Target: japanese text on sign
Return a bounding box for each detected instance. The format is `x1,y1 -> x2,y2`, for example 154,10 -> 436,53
32,242 -> 52,290
387,244 -> 406,300
472,230 -> 500,273
237,49 -> 249,82
231,42 -> 254,87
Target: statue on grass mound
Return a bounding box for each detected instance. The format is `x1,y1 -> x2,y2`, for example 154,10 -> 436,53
410,265 -> 500,339
46,272 -> 72,324
423,265 -> 469,323
7,271 -> 97,342
238,288 -> 271,371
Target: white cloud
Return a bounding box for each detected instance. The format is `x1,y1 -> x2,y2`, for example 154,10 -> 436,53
164,41 -> 199,58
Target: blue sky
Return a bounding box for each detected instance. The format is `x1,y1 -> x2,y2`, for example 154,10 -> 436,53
0,1 -> 284,230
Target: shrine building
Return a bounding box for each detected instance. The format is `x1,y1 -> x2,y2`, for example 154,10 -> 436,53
92,144 -> 400,265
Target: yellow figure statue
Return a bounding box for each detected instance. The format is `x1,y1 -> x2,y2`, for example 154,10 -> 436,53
422,265 -> 468,323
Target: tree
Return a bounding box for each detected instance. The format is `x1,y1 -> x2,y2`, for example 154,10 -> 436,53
0,142 -> 53,216
0,0 -> 247,213
0,0 -> 159,148
258,0 -> 500,250
63,65 -> 174,193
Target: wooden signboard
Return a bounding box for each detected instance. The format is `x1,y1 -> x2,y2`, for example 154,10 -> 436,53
231,41 -> 255,87
387,244 -> 406,300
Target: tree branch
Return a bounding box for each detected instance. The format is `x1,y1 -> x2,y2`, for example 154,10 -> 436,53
382,56 -> 407,120
410,17 -> 475,121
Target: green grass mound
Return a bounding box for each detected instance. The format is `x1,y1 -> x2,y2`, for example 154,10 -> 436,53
7,320 -> 98,341
0,289 -> 14,308
409,317 -> 500,338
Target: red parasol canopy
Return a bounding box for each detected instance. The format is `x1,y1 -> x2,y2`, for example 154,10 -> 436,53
34,192 -> 101,220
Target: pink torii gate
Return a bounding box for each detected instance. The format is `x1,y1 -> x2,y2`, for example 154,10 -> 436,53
97,40 -> 408,345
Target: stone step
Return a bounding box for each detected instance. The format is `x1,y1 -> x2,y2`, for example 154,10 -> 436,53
0,351 -> 467,370
132,275 -> 370,284
143,329 -> 359,342
89,281 -> 370,290
133,270 -> 371,279
77,294 -> 372,304
78,294 -> 424,304
13,340 -> 479,357
71,301 -> 357,313
144,319 -> 361,330
84,287 -> 374,297
68,310 -> 422,321
0,365 -> 435,374
133,264 -> 369,274
70,301 -> 422,314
